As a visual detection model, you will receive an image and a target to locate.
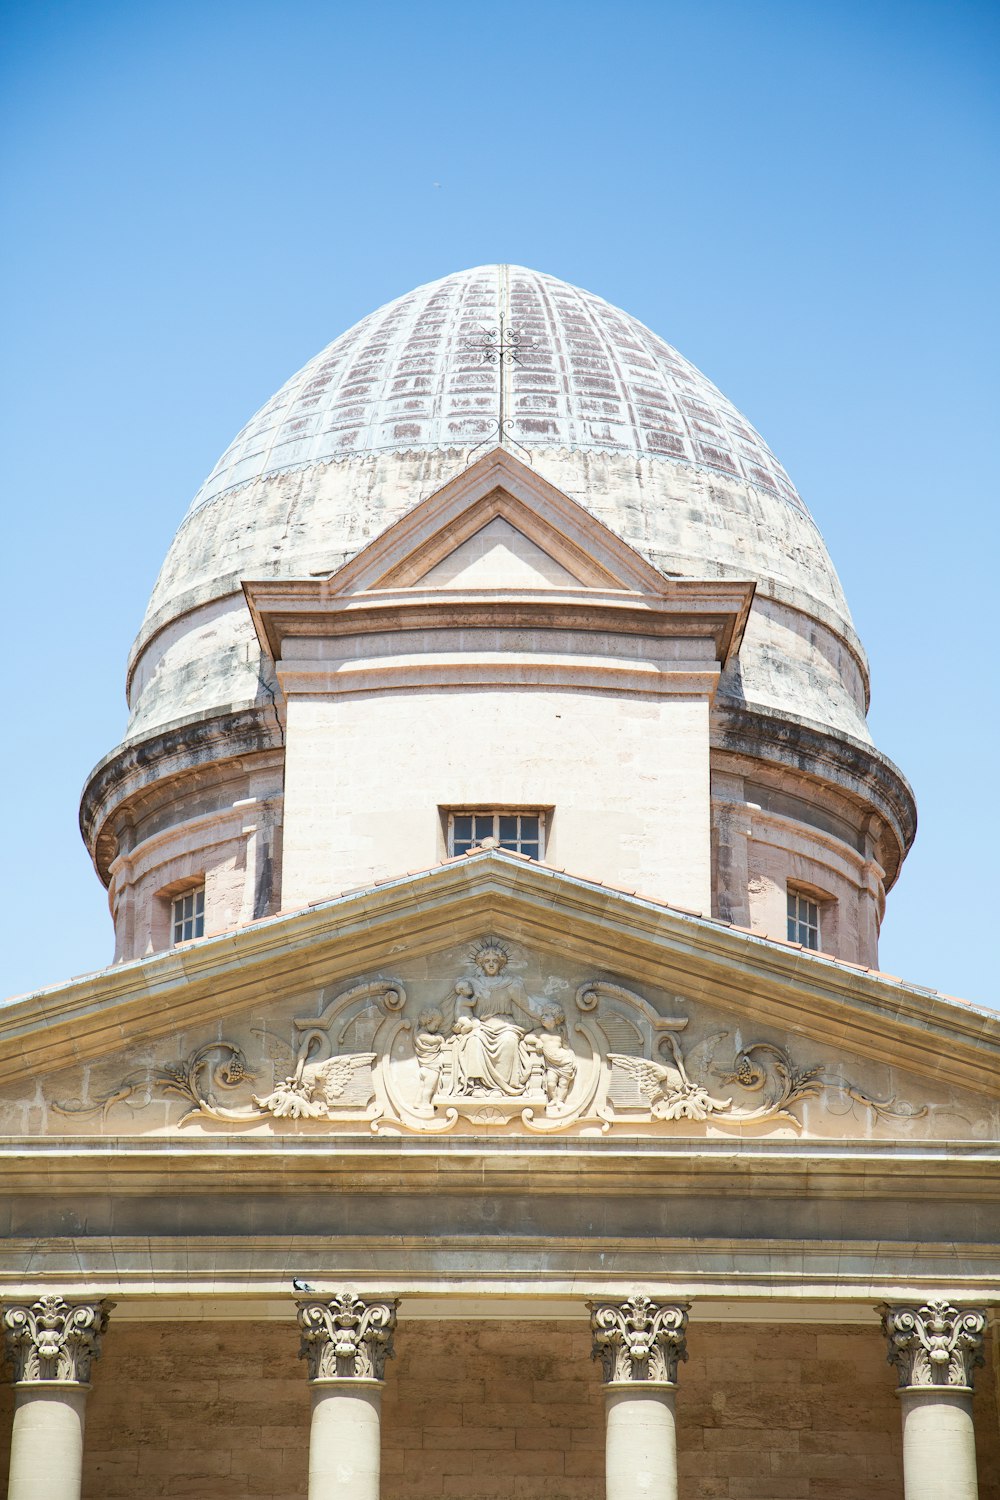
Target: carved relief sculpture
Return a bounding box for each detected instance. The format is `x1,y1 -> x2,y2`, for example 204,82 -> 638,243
2,1296 -> 115,1385
881,1301 -> 987,1389
590,1296 -> 689,1384
50,939 -> 927,1137
296,1292 -> 399,1382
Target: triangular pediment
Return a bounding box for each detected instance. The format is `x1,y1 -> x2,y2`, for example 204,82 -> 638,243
324,447 -> 672,597
416,515 -> 581,588
2,855 -> 997,1151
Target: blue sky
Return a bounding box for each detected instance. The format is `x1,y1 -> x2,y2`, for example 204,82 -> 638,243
2,0 -> 997,1004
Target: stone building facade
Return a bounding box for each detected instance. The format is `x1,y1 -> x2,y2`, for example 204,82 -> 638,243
1,265 -> 997,1499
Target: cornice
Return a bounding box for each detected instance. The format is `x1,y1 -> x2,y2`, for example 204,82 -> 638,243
713,702 -> 917,886
79,703 -> 283,881
1,1137 -> 997,1201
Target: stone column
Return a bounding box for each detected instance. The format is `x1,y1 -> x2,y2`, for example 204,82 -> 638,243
2,1295 -> 113,1500
881,1300 -> 987,1500
296,1291 -> 399,1500
590,1295 -> 689,1500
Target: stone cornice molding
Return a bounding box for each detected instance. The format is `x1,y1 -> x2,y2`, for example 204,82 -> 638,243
296,1292 -> 398,1382
713,703 -> 916,889
880,1300 -> 987,1392
4,1137 -> 999,1200
1,856 -> 995,1100
2,1295 -> 114,1386
80,704 -> 284,882
590,1295 -> 689,1385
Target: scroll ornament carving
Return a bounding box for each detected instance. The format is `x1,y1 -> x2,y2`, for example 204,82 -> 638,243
590,1296 -> 689,1385
296,1292 -> 398,1382
881,1301 -> 987,1390
50,940 -> 927,1136
52,1041 -> 254,1122
2,1296 -> 114,1385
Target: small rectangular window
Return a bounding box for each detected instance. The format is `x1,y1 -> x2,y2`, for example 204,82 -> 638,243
172,887 -> 205,944
787,889 -> 820,950
448,811 -> 545,861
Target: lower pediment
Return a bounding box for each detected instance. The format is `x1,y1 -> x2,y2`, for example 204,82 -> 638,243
4,922 -> 996,1145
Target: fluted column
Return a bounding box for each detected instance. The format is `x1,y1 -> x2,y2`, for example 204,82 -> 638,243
2,1295 -> 113,1500
881,1300 -> 987,1500
590,1295 -> 689,1500
296,1291 -> 399,1500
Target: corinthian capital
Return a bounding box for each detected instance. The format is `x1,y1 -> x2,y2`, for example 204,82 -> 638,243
880,1301 -> 987,1391
589,1295 -> 689,1385
2,1296 -> 114,1386
296,1291 -> 398,1382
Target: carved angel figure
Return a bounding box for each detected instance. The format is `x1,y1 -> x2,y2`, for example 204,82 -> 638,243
524,1004 -> 577,1106
609,1050 -> 731,1121
253,1054 -> 375,1119
413,1009 -> 446,1108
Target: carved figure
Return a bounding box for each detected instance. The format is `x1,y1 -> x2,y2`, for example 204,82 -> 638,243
524,1004 -> 577,1106
45,950 -> 928,1138
253,1053 -> 376,1119
414,1008 -> 446,1108
445,941 -> 541,1097
609,1045 -> 732,1121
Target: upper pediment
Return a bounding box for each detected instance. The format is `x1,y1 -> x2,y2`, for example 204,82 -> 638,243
241,449 -> 755,668
414,514 -> 582,589
1,854 -> 997,1148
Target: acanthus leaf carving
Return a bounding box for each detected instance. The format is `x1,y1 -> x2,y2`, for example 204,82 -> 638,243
589,1295 -> 689,1384
2,1296 -> 115,1385
880,1300 -> 987,1390
296,1292 -> 398,1382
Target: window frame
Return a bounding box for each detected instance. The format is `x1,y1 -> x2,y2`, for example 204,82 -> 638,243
786,887 -> 821,950
171,885 -> 206,945
446,809 -> 547,861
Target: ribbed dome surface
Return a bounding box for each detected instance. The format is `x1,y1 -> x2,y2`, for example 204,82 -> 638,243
120,265 -> 873,749
190,265 -> 801,516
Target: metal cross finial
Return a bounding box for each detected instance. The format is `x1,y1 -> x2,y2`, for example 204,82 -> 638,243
466,309 -> 534,459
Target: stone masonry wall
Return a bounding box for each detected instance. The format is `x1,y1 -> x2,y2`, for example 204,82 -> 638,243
0,1317 -> 997,1499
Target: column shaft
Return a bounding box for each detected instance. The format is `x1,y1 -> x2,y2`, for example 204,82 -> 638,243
899,1390 -> 979,1500
7,1384 -> 88,1500
604,1383 -> 678,1500
308,1380 -> 382,1500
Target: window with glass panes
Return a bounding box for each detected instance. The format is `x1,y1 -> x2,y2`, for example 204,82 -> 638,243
172,887 -> 205,944
786,889 -> 820,950
448,812 -> 544,860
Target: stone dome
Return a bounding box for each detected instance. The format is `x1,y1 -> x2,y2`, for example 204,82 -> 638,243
189,263 -> 801,513
124,265 -> 870,748
82,264 -> 917,966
